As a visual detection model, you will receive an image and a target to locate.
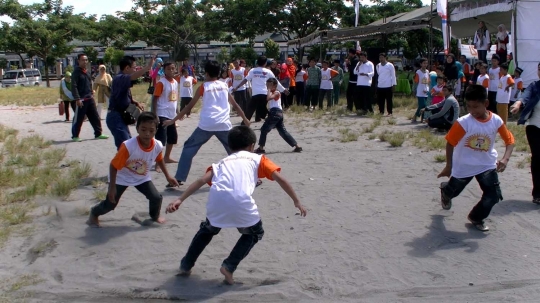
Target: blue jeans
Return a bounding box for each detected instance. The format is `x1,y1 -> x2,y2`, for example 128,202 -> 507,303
174,127 -> 231,182
180,219 -> 264,274
106,110 -> 131,150
415,97 -> 428,119
441,169 -> 503,223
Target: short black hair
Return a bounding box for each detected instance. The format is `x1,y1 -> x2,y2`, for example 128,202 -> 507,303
443,84 -> 453,92
436,75 -> 446,81
333,59 -> 340,64
480,63 -> 488,69
309,58 -> 317,63
77,53 -> 87,60
228,126 -> 256,151
257,56 -> 267,67
359,51 -> 367,57
465,84 -> 488,103
266,77 -> 278,86
163,62 -> 175,69
181,68 -> 188,74
419,58 -> 428,64
491,54 -> 500,62
500,62 -> 509,70
348,48 -> 356,55
379,52 -> 387,58
136,111 -> 159,128
322,60 -> 329,65
205,60 -> 221,78
436,65 -> 444,72
120,56 -> 136,71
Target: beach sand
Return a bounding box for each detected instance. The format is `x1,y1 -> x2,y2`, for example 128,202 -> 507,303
1,105 -> 540,302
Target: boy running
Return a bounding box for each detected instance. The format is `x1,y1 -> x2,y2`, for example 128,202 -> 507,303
166,126 -> 307,285
438,84 -> 515,231
87,112 -> 179,227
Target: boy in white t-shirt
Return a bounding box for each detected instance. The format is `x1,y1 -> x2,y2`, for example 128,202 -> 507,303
488,54 -> 501,114
179,68 -> 197,118
510,67 -> 524,107
413,58 -> 430,123
476,63 -> 490,94
164,61 -> 250,185
255,78 -> 302,154
318,60 -> 339,109
87,112 -> 179,227
166,125 -> 307,285
495,62 -> 515,124
438,84 -> 514,231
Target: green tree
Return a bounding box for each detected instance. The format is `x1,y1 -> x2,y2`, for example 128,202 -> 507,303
103,47 -> 125,67
0,22 -> 31,66
216,47 -> 230,65
83,46 -> 99,64
264,39 -> 280,60
242,47 -> 258,66
230,46 -> 244,61
90,15 -> 143,49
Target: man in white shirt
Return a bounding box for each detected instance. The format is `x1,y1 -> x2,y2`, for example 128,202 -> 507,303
233,56 -> 287,124
354,51 -> 375,113
376,53 -> 397,116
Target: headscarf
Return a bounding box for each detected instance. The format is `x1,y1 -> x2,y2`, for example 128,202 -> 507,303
497,24 -> 508,50
444,54 -> 459,80
286,58 -> 297,87
476,22 -> 488,48
94,65 -> 112,87
152,58 -> 164,78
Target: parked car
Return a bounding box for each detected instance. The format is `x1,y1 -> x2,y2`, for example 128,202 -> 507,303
1,69 -> 42,88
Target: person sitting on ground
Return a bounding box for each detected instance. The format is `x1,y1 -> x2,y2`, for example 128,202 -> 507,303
165,125 -> 307,285
423,85 -> 460,131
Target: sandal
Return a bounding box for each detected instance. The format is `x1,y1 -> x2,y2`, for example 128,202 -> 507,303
255,148 -> 266,154
256,179 -> 263,187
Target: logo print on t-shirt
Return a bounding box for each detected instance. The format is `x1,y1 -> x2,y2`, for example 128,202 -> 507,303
126,158 -> 148,175
234,75 -> 243,80
183,81 -> 191,87
465,134 -> 491,152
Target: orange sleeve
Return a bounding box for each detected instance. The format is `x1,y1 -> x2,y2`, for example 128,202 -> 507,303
198,85 -> 204,96
192,78 -> 197,84
498,124 -> 515,145
205,166 -> 213,186
257,155 -> 281,180
445,122 -> 466,147
330,69 -> 339,77
303,73 -> 308,81
414,73 -> 419,83
110,144 -> 130,170
518,81 -> 523,90
153,82 -> 164,97
430,87 -> 436,95
155,152 -> 163,162
482,79 -> 489,88
507,77 -> 515,85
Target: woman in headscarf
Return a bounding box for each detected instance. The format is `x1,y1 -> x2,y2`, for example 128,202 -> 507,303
59,71 -> 75,122
474,21 -> 490,63
92,65 -> 113,119
286,58 -> 297,108
496,24 -> 509,64
443,53 -> 459,89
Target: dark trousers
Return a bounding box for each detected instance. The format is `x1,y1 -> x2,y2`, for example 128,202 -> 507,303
243,94 -> 268,124
180,97 -> 192,116
488,91 -> 498,114
526,125 -> 540,199
441,169 -> 503,223
356,85 -> 373,113
305,85 -> 320,108
478,50 -> 488,64
346,81 -> 356,111
181,219 -> 264,274
259,108 -> 297,147
156,116 -> 178,146
63,100 -> 76,121
233,91 -> 247,114
91,181 -> 163,220
497,50 -> 508,64
72,98 -> 103,139
106,110 -> 131,150
377,87 -> 393,114
428,117 -> 453,131
295,82 -> 305,106
318,89 -> 332,109
285,86 -> 295,108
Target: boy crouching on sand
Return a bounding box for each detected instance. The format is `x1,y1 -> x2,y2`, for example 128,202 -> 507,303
437,84 -> 514,231
166,126 -> 307,285
88,112 -> 179,227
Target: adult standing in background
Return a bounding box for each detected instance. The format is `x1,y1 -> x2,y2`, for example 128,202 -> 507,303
354,51 -> 374,114
345,49 -> 359,112
71,54 -> 109,142
496,24 -> 509,64
286,58 -> 297,108
93,65 -> 113,119
331,59 -> 344,107
444,54 -> 459,90
376,53 -> 396,116
59,71 -> 75,122
474,21 -> 490,64
270,60 -> 280,78
229,59 -> 248,113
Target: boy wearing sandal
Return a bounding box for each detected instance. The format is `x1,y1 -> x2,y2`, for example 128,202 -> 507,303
255,78 -> 302,154
437,84 -> 514,231
166,126 -> 307,285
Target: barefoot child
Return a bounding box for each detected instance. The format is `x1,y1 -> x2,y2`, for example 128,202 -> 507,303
166,126 -> 307,285
179,67 -> 197,118
413,58 -> 430,123
255,78 -> 302,154
88,112 -> 180,227
438,84 -> 514,231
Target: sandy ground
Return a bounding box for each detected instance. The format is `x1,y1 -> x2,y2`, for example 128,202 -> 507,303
1,105 -> 540,303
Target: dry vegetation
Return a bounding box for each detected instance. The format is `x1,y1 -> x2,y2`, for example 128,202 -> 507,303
0,124 -> 91,247
0,87 -> 59,106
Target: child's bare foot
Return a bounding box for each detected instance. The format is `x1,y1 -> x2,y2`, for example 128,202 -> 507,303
155,166 -> 162,173
86,214 -> 100,228
220,266 -> 234,285
154,216 -> 166,224
164,158 -> 178,163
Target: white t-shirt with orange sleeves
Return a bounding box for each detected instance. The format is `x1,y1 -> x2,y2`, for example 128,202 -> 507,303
476,74 -> 490,93
153,77 -> 179,119
496,74 -> 515,104
206,151 -> 281,228
179,75 -> 197,98
111,137 -> 164,186
230,67 -> 247,91
445,112 -> 514,178
268,90 -> 282,110
320,68 -> 339,90
197,81 -> 232,132
510,77 -> 523,101
488,67 -> 501,92
415,69 -> 430,97
295,70 -> 307,83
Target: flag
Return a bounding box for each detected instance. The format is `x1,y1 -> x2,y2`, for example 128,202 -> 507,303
437,0 -> 450,55
354,0 -> 360,27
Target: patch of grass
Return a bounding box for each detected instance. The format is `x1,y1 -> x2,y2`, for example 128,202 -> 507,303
93,189 -> 107,201
388,132 -> 406,147
393,96 -> 416,110
517,155 -> 532,169
434,154 -> 446,163
7,274 -> 43,292
387,117 -> 397,125
367,133 -> 377,140
411,129 -> 447,151
338,128 -> 360,143
378,130 -> 392,142
0,204 -> 31,226
0,86 -> 60,106
507,123 -> 529,152
0,125 -> 19,142
363,120 -> 381,133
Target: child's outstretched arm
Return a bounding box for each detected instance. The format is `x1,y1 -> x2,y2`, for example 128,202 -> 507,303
163,87 -> 202,126
271,171 -> 307,217
156,159 -> 180,187
228,93 -> 250,126
497,124 -> 515,172
166,170 -> 213,213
